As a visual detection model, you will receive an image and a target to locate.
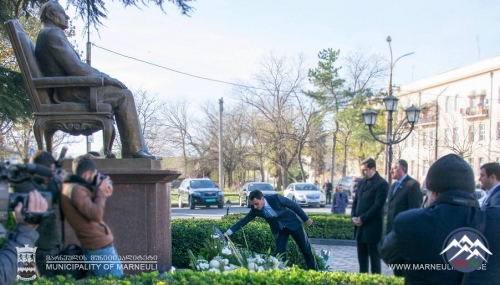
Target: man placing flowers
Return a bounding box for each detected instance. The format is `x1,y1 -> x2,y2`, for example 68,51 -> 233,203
224,190 -> 318,270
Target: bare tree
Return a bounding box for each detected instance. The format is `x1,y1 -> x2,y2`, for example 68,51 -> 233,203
162,97 -> 196,176
439,115 -> 484,158
198,100 -> 252,188
234,51 -> 307,189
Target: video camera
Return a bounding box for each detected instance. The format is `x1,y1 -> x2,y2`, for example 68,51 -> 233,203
0,162 -> 54,238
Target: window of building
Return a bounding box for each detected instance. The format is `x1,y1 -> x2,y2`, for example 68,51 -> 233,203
411,133 -> 415,147
445,97 -> 450,113
423,132 -> 427,146
469,125 -> 475,143
423,160 -> 429,176
497,122 -> 500,140
445,128 -> 451,145
479,124 -> 485,141
479,157 -> 484,167
430,131 -> 436,148
468,158 -> 474,169
453,127 -> 459,142
454,95 -> 459,111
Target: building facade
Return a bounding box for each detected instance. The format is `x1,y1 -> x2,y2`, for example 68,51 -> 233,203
395,56 -> 500,183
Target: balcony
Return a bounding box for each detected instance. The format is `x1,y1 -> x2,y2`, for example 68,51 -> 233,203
416,115 -> 436,127
460,107 -> 489,120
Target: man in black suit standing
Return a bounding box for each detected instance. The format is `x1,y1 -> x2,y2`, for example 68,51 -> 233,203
479,162 -> 500,208
351,158 -> 388,274
386,159 -> 422,276
225,190 -> 318,270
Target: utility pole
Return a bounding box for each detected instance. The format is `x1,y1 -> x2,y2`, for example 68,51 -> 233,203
86,1 -> 92,153
219,98 -> 224,191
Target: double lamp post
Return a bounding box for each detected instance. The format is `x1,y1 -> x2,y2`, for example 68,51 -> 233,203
361,36 -> 421,186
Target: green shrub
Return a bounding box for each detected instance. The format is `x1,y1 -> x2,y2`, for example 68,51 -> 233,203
14,268 -> 404,284
172,213 -> 351,270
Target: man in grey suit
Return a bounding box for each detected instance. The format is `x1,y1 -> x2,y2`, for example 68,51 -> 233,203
386,159 -> 422,276
478,162 -> 500,208
225,190 -> 318,270
35,1 -> 154,159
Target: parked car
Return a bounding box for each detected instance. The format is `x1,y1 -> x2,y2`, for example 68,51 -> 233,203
178,178 -> 224,209
283,183 -> 326,207
337,176 -> 354,198
239,182 -> 277,208
475,189 -> 486,203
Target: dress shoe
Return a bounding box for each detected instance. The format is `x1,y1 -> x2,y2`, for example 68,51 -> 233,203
123,150 -> 156,159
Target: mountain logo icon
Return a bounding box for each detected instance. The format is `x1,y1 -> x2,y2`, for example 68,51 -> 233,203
441,227 -> 491,273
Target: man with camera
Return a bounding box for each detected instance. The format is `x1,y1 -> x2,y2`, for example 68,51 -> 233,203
60,155 -> 122,277
0,191 -> 48,285
29,150 -> 66,277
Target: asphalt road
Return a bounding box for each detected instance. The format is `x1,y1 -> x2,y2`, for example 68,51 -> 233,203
171,204 -> 351,219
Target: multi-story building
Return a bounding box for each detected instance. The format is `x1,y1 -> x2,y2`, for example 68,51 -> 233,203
395,56 -> 500,183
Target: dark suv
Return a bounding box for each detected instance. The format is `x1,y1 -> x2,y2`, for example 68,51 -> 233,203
178,178 -> 224,209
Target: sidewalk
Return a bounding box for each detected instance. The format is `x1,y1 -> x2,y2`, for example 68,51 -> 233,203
311,240 -> 393,276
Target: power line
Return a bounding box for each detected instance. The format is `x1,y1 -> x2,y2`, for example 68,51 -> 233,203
92,43 -> 277,92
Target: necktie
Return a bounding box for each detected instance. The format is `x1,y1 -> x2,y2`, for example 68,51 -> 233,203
392,181 -> 401,195
263,207 -> 283,229
263,207 -> 274,218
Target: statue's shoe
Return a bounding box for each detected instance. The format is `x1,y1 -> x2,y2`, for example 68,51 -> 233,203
123,150 -> 156,159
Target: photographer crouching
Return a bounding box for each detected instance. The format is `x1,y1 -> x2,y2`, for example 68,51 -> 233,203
0,190 -> 48,285
60,155 -> 122,278
29,150 -> 66,277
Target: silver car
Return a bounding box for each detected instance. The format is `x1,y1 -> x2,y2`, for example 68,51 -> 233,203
239,182 -> 277,208
283,183 -> 326,207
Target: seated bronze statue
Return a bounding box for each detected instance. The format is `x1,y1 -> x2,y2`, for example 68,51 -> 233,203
35,1 -> 155,159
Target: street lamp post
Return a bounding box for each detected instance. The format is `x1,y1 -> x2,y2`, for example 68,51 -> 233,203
362,99 -> 420,186
362,37 -> 419,186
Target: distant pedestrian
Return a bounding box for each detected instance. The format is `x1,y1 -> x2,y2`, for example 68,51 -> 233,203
323,180 -> 333,204
331,185 -> 348,214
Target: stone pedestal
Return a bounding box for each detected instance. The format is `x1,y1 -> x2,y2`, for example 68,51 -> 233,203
62,158 -> 180,274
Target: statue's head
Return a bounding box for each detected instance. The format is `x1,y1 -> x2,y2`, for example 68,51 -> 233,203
40,1 -> 69,30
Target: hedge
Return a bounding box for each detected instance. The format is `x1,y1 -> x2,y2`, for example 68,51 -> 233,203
171,213 -> 354,270
14,268 -> 404,285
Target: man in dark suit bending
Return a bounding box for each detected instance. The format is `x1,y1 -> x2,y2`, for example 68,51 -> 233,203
225,190 -> 318,270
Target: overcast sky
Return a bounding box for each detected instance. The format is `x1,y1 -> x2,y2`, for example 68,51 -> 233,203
57,0 -> 500,155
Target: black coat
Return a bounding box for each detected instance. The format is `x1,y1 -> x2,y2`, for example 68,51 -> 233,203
380,190 -> 500,285
228,194 -> 309,239
351,171 -> 389,243
386,175 -> 423,234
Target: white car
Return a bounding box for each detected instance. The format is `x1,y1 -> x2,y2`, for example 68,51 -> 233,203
239,182 -> 277,208
283,183 -> 326,207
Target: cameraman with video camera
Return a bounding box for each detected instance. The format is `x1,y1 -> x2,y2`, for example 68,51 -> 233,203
0,190 -> 48,285
60,155 -> 122,277
29,150 -> 66,277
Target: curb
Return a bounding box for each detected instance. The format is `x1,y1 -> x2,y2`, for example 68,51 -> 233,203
310,238 -> 357,246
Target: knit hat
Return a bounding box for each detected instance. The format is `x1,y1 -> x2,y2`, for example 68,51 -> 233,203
426,154 -> 475,193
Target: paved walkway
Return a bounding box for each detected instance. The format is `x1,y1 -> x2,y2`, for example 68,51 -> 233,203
311,242 -> 393,276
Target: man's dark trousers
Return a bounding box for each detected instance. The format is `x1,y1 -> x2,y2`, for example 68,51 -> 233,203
276,226 -> 317,270
357,242 -> 381,274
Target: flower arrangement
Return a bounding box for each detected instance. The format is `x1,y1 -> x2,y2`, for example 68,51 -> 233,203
188,227 -> 287,273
